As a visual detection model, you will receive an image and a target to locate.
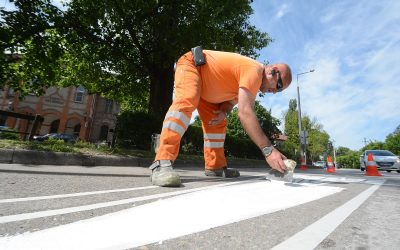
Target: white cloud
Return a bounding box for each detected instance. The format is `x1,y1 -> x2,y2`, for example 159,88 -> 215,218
275,4 -> 290,19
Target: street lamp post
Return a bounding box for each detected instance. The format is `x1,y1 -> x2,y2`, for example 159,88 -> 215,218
296,69 -> 315,169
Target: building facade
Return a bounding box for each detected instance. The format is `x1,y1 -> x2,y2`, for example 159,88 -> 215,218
0,86 -> 119,143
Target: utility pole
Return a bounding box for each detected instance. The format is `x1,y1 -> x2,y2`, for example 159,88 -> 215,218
296,69 -> 315,168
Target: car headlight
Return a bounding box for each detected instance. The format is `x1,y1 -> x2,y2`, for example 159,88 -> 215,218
397,158 -> 400,163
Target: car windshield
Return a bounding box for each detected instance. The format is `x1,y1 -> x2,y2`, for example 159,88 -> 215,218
367,150 -> 395,156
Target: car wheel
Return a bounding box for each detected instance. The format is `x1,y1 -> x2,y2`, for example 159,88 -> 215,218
386,170 -> 391,173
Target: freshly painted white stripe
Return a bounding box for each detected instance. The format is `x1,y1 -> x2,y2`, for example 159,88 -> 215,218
0,186 -> 158,204
0,181 -> 342,249
271,180 -> 385,250
204,141 -> 224,148
293,174 -> 365,183
165,111 -> 190,127
162,121 -> 186,137
0,181 -> 239,224
203,133 -> 226,140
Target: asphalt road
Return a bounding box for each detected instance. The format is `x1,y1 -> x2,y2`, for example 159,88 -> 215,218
0,164 -> 399,249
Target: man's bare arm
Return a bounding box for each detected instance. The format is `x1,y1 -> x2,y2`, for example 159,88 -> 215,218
238,87 -> 287,172
237,88 -> 271,149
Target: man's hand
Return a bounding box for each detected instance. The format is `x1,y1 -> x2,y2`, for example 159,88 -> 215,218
265,149 -> 287,173
208,110 -> 226,126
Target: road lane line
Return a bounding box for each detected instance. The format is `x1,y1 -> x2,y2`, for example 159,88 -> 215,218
0,181 -> 342,249
0,174 -> 266,204
0,186 -> 158,204
0,181 -> 244,224
271,180 -> 385,250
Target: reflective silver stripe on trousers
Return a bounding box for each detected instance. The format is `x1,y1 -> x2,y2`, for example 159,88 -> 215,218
204,133 -> 226,140
204,141 -> 224,148
162,121 -> 186,137
164,111 -> 190,128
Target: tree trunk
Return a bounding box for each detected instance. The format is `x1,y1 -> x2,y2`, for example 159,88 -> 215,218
149,66 -> 174,122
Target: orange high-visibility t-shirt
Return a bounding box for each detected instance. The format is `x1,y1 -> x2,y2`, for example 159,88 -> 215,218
200,50 -> 264,104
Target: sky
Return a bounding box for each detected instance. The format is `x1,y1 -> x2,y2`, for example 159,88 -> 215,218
250,0 -> 400,150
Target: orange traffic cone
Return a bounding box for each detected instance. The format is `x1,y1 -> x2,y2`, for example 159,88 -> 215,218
365,153 -> 382,176
326,156 -> 336,173
299,156 -> 308,170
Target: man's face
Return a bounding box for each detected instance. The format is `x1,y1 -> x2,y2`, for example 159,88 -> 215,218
261,66 -> 287,94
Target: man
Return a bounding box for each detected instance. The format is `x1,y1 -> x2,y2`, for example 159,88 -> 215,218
149,48 -> 292,187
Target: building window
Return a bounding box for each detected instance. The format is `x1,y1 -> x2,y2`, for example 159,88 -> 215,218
105,99 -> 113,113
74,86 -> 85,103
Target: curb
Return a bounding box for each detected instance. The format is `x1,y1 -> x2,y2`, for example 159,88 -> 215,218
0,149 -> 141,167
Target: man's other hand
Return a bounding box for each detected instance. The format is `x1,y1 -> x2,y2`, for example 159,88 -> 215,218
208,110 -> 227,126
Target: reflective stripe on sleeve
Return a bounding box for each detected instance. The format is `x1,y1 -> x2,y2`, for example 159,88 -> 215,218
204,133 -> 226,140
204,141 -> 224,148
164,111 -> 190,128
162,121 -> 186,137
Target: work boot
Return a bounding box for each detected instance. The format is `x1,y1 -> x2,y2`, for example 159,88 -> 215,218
149,160 -> 181,187
204,167 -> 240,178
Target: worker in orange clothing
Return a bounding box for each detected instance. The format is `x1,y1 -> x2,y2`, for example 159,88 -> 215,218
149,48 -> 292,187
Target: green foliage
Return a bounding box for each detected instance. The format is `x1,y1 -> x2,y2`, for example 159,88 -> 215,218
226,101 -> 281,139
385,131 -> 400,155
336,152 -> 360,169
336,146 -> 352,156
225,135 -> 262,159
0,128 -> 20,140
282,99 -> 331,162
115,111 -> 162,150
2,0 -> 271,117
360,140 -> 386,152
181,125 -> 203,155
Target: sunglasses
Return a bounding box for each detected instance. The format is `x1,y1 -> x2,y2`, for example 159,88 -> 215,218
271,69 -> 284,92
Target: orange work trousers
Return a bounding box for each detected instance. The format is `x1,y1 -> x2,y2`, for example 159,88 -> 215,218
155,52 -> 227,170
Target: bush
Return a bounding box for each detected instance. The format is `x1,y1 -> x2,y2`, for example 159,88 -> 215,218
116,111 -> 162,150
0,128 -> 20,140
336,152 -> 360,169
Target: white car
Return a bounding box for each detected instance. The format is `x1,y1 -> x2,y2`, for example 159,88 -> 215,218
360,150 -> 400,173
313,161 -> 326,168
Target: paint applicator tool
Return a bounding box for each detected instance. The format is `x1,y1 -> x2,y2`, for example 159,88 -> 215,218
265,159 -> 296,183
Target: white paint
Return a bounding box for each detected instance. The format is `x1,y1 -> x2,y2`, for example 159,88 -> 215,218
294,174 -> 365,183
0,181 -> 239,224
271,180 -> 385,250
0,186 -> 158,204
0,180 -> 342,250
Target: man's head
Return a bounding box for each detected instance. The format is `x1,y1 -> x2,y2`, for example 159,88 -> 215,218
260,63 -> 292,94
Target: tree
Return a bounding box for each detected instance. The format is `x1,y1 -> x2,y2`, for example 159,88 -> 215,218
360,141 -> 385,151
1,0 -> 271,120
336,146 -> 352,156
226,101 -> 281,139
281,99 -> 331,162
281,99 -> 300,160
385,131 -> 400,155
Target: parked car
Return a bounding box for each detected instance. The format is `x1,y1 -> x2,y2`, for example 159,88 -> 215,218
313,161 -> 326,168
33,133 -> 78,143
360,150 -> 400,173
